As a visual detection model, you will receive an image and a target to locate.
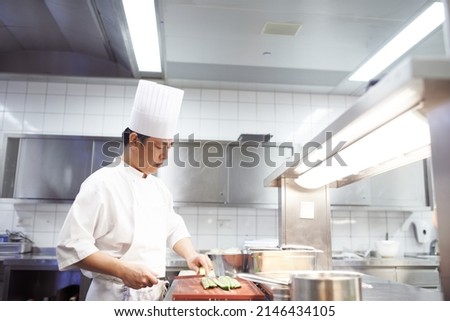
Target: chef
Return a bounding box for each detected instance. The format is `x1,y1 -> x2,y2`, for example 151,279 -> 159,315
56,80 -> 212,300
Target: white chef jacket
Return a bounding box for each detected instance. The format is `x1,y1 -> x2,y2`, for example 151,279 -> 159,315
56,159 -> 190,300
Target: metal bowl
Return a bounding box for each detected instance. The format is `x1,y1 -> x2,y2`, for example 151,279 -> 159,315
207,253 -> 249,276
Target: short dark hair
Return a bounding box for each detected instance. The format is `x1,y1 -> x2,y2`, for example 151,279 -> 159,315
122,127 -> 149,146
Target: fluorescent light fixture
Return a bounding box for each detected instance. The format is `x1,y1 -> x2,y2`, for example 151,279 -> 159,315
292,57 -> 442,189
122,0 -> 162,73
294,86 -> 420,177
295,109 -> 430,189
264,58 -> 450,193
349,2 -> 444,82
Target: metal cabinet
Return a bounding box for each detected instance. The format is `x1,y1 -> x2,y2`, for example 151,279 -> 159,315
396,267 -> 441,289
329,179 -> 372,206
158,140 -> 293,206
1,135 -> 122,200
14,137 -> 93,200
227,142 -> 292,206
370,160 -> 429,207
91,137 -> 122,173
336,264 -> 440,290
2,135 -> 291,206
354,267 -> 397,282
330,159 -> 430,207
157,141 -> 228,204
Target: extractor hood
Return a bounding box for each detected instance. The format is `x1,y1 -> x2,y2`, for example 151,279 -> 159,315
264,56 -> 450,189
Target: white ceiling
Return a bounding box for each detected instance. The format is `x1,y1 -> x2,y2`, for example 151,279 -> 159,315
159,0 -> 446,95
0,0 -> 446,96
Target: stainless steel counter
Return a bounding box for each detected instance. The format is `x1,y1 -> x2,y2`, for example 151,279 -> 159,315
362,275 -> 443,301
1,249 -> 440,274
332,256 -> 441,291
0,248 -> 55,271
0,247 -> 188,267
360,275 -> 442,301
333,256 -> 440,268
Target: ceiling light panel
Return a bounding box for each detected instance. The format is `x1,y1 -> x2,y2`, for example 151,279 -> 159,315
122,0 -> 162,73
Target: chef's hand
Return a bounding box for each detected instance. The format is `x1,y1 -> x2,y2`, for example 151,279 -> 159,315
120,262 -> 159,290
186,253 -> 213,275
77,252 -> 159,289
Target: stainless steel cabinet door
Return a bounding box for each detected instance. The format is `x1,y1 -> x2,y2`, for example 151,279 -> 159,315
91,138 -> 122,173
14,137 -> 93,199
157,141 -> 228,203
227,143 -> 292,205
329,179 -> 372,205
370,160 -> 428,207
158,141 -> 292,206
396,267 -> 441,288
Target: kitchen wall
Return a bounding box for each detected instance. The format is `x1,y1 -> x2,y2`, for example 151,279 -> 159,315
0,77 -> 437,255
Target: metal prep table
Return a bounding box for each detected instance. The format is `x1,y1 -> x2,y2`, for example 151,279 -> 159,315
163,274 -> 443,301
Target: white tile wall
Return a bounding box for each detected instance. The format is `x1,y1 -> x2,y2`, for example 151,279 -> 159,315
0,77 -> 437,254
330,209 -> 437,255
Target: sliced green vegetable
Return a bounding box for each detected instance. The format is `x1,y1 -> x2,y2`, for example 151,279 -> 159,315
201,276 -> 218,289
229,277 -> 242,289
212,276 -> 241,290
201,275 -> 242,290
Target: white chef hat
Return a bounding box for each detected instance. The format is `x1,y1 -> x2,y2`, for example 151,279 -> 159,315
128,80 -> 184,139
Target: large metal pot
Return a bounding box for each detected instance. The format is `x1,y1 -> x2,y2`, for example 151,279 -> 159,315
290,271 -> 362,301
238,270 -> 362,301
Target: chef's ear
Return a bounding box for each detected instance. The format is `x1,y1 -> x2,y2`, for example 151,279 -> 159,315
129,132 -> 139,145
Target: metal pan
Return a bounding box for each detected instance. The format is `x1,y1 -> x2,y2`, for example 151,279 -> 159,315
247,249 -> 321,273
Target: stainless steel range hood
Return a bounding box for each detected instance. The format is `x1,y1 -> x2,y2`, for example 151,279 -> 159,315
265,57 -> 450,189
265,56 -> 450,300
0,0 -> 146,79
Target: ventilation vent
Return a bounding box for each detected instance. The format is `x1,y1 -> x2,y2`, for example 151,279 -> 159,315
261,22 -> 302,36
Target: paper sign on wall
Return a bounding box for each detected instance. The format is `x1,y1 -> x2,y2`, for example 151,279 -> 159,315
299,201 -> 315,219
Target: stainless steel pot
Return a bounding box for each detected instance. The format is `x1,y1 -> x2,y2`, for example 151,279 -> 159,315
290,271 -> 362,301
237,270 -> 362,301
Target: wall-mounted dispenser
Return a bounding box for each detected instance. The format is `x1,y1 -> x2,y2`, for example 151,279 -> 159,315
411,220 -> 431,244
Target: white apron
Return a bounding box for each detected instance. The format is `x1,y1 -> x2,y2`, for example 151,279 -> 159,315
85,276 -> 169,301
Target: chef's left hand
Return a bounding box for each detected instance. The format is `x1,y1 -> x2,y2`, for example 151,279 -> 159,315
186,253 -> 213,275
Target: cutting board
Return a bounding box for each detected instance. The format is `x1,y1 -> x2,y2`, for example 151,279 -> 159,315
171,276 -> 265,301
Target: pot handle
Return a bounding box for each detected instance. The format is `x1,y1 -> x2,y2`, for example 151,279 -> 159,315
236,273 -> 290,286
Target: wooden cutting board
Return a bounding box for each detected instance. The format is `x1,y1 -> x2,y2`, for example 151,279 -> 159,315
171,276 -> 265,301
